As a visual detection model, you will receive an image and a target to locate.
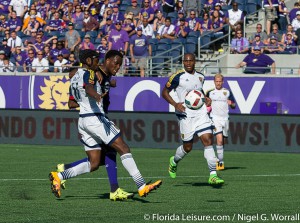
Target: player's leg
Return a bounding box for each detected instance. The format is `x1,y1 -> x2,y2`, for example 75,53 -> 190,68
200,133 -> 224,185
102,145 -> 134,201
49,148 -> 101,198
110,136 -> 162,197
169,117 -> 194,178
213,119 -> 225,170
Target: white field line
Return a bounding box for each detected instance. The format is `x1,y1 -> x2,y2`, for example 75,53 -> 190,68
1,173 -> 300,181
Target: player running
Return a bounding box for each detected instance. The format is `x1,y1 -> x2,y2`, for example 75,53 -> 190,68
162,53 -> 224,185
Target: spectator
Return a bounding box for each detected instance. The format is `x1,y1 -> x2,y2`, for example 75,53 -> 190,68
212,3 -> 225,20
265,35 -> 284,54
139,0 -> 155,24
186,10 -> 200,32
32,51 -> 49,73
281,32 -> 297,54
6,11 -> 22,32
72,5 -> 84,30
152,0 -> 162,13
211,10 -> 224,51
288,2 -> 300,24
230,30 -> 249,54
54,54 -> 68,73
183,0 -> 200,17
0,38 -> 11,58
22,15 -> 40,36
108,20 -> 129,52
122,15 -> 136,37
266,24 -> 282,44
236,46 -> 276,74
7,31 -> 23,50
99,0 -> 110,19
0,15 -> 7,33
57,41 -> 70,59
62,2 -> 74,23
83,11 -> 99,32
36,0 -> 49,20
111,4 -> 124,24
278,0 -> 289,33
248,23 -> 268,44
79,34 -> 95,50
65,22 -> 81,52
130,26 -> 152,77
173,18 -> 190,39
47,6 -> 57,20
0,57 -> 15,72
200,12 -> 213,35
173,10 -> 185,27
96,37 -> 108,64
161,0 -> 175,15
264,0 -> 279,35
292,11 -> 300,32
281,24 -> 297,43
203,0 -> 215,15
125,0 -> 141,26
44,12 -> 63,32
251,34 -> 265,53
153,10 -> 165,33
156,17 -> 175,40
0,1 -> 10,17
0,50 -> 5,67
13,46 -> 27,71
225,2 -> 244,32
140,17 -> 154,39
98,17 -> 114,38
62,53 -> 80,73
58,0 -> 71,14
174,0 -> 183,12
9,0 -> 28,18
24,49 -> 35,72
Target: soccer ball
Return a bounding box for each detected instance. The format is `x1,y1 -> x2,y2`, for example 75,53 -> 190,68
184,90 -> 205,110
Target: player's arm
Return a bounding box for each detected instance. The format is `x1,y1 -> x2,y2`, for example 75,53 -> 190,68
228,90 -> 236,109
162,86 -> 185,112
68,99 -> 79,109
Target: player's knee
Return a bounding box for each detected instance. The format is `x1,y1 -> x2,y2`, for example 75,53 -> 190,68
89,160 -> 101,171
183,144 -> 193,153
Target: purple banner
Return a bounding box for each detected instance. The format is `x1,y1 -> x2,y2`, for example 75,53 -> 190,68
0,75 -> 299,114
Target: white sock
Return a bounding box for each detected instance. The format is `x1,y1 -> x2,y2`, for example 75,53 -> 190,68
216,145 -> 224,163
58,161 -> 91,180
174,145 -> 187,164
120,153 -> 145,189
204,145 -> 217,174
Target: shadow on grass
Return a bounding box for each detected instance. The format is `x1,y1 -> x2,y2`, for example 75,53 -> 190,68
174,182 -> 225,189
223,166 -> 246,171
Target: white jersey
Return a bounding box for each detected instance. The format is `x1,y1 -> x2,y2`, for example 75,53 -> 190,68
206,87 -> 235,120
69,68 -> 105,115
166,69 -> 206,118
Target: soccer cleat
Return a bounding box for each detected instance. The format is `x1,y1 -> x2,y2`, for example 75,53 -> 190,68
168,156 -> 177,178
109,188 -> 134,201
216,161 -> 225,171
56,164 -> 66,189
138,180 -> 162,197
49,172 -> 61,198
208,174 -> 224,185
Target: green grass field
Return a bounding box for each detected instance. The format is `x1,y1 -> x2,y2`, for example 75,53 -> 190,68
0,144 -> 299,223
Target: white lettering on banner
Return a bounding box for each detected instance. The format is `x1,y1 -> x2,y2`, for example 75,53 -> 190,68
228,81 -> 265,114
0,87 -> 6,108
125,80 -> 161,111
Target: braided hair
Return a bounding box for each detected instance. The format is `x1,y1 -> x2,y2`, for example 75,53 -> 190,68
79,49 -> 99,65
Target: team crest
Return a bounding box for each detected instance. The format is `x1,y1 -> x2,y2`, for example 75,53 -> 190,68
181,133 -> 184,139
252,59 -> 257,63
38,75 -> 70,110
199,77 -> 203,83
223,91 -> 227,96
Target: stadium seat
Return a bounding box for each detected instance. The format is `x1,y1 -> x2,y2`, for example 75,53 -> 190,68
120,4 -> 128,11
187,31 -> 200,38
170,48 -> 182,63
86,30 -> 98,38
94,38 -> 101,44
122,0 -> 132,6
156,38 -> 171,51
167,11 -> 178,23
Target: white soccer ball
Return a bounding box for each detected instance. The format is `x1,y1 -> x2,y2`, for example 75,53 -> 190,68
184,90 -> 205,110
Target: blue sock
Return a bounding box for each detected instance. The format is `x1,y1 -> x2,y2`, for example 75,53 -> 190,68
64,157 -> 88,169
105,150 -> 119,192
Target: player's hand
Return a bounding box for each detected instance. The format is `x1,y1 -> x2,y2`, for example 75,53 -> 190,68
205,97 -> 211,107
96,71 -> 103,83
175,102 -> 185,112
95,92 -> 108,103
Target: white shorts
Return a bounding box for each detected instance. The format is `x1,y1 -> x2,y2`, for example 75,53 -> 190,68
78,113 -> 121,151
212,119 -> 229,138
178,114 -> 214,142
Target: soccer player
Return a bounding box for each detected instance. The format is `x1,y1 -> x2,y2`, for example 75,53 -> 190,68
206,74 -> 236,170
49,49 -> 162,198
162,53 -> 224,185
55,65 -> 133,201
